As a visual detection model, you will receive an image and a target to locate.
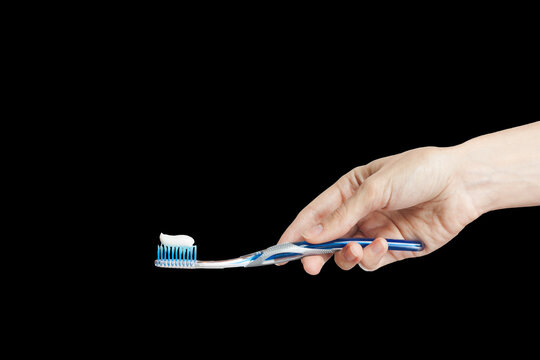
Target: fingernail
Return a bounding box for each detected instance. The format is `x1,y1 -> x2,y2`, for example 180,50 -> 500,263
302,224 -> 323,239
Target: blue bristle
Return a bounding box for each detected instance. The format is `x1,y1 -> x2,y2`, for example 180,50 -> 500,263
181,247 -> 185,265
180,247 -> 184,265
155,244 -> 197,267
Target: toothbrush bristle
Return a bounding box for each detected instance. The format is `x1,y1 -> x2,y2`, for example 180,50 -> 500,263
155,245 -> 197,268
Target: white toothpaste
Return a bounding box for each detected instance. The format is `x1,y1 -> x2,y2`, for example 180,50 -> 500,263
159,233 -> 195,247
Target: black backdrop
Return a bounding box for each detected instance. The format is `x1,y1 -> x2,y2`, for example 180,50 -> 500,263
85,40 -> 539,353
14,9 -> 539,357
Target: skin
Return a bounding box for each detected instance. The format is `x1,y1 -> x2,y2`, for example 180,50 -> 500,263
277,122 -> 540,275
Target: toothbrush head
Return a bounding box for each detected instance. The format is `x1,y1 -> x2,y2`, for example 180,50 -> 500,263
154,243 -> 263,269
155,245 -> 197,268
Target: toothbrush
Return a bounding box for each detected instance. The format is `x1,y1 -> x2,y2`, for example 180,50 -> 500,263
154,238 -> 424,269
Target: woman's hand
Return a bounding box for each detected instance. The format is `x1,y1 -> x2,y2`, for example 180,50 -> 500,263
278,146 -> 480,274
278,122 -> 540,275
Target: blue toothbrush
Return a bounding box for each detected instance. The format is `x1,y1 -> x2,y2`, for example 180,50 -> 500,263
155,238 -> 424,269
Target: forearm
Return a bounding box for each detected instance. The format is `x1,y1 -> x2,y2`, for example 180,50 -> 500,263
453,121 -> 540,214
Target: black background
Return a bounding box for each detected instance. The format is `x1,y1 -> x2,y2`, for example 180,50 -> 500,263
67,24 -> 540,354
8,6 -> 538,357
108,74 -> 538,341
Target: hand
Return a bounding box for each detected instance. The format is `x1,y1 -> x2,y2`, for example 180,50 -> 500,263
277,146 -> 480,274
278,122 -> 540,275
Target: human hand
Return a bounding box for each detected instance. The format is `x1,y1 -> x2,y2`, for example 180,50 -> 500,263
278,122 -> 540,275
277,146 -> 480,274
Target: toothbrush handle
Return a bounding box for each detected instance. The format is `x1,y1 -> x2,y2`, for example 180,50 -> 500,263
247,238 -> 424,266
293,238 -> 424,252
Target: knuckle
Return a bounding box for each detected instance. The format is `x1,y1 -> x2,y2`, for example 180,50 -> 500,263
331,204 -> 349,225
300,204 -> 318,220
347,167 -> 363,185
361,178 -> 380,197
298,204 -> 324,224
358,177 -> 386,210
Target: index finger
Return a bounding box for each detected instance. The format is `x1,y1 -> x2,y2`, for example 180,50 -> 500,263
278,167 -> 367,245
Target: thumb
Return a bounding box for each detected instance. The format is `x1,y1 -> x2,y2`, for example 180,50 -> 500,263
301,179 -> 384,243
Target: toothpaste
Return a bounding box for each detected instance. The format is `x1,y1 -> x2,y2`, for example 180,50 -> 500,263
159,233 -> 195,247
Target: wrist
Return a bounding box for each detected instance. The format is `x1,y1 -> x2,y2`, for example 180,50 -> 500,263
452,123 -> 540,215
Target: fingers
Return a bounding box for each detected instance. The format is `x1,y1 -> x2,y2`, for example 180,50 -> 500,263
302,178 -> 385,244
275,185 -> 343,267
302,238 -> 390,274
277,181 -> 346,245
358,237 -> 388,271
334,238 -> 388,271
276,166 -> 387,275
334,242 -> 364,270
278,166 -> 374,246
301,254 -> 333,275
300,225 -> 360,274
